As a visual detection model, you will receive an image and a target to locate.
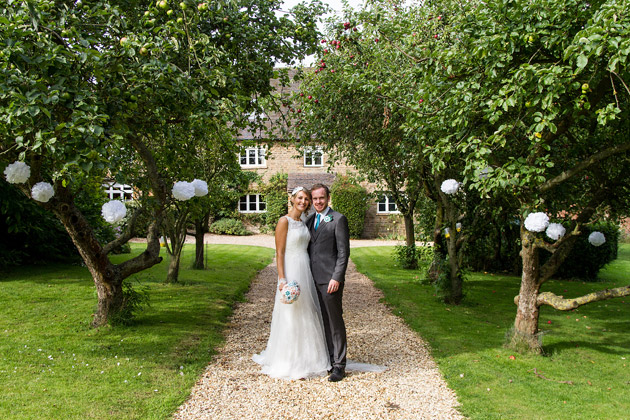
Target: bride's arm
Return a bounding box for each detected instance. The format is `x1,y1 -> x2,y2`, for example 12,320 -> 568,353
275,217 -> 289,291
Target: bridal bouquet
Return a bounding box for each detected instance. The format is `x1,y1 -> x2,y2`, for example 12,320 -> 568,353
280,280 -> 300,304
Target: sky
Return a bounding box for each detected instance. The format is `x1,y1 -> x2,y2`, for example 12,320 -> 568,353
280,0 -> 367,17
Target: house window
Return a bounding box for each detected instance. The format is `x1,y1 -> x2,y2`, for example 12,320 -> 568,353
377,194 -> 400,214
239,194 -> 266,213
103,183 -> 134,201
239,146 -> 266,168
304,146 -> 323,167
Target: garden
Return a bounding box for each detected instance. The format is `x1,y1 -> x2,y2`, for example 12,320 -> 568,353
1,0 -> 629,418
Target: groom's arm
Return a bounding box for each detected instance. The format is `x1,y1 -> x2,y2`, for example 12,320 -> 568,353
331,214 -> 350,283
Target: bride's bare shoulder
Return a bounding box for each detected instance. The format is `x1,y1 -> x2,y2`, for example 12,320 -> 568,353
276,215 -> 290,227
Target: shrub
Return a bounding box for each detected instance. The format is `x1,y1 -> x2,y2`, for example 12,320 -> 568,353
109,279 -> 150,326
0,181 -> 78,267
330,175 -> 369,238
394,244 -> 419,269
209,218 -> 251,236
547,221 -> 620,280
260,172 -> 288,231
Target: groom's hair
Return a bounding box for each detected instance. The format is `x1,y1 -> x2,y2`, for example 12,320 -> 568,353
310,183 -> 330,197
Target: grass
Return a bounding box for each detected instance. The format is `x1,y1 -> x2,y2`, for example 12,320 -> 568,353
0,243 -> 274,420
351,244 -> 630,420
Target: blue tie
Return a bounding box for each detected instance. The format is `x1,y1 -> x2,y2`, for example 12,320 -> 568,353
315,214 -> 321,231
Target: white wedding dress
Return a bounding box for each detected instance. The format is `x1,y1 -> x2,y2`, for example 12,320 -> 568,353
253,216 -> 331,380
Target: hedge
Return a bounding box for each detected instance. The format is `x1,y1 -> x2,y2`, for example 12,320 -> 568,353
330,175 -> 369,238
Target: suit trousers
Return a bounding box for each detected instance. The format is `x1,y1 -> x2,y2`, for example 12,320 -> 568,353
315,280 -> 346,369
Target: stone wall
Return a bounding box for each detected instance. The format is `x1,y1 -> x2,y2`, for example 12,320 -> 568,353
621,218 -> 630,241
239,141 -> 406,239
361,204 -> 406,239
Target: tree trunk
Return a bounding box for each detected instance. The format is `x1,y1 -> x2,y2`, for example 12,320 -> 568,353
162,209 -> 189,283
93,276 -> 124,326
428,199 -> 445,282
403,213 -> 415,247
193,211 -> 210,270
492,224 -> 502,269
50,186 -> 162,327
509,229 -> 543,353
443,196 -> 463,304
445,226 -> 463,304
193,221 -> 205,270
165,252 -> 181,283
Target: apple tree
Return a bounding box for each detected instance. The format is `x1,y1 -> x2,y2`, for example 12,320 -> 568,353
0,0 -> 325,326
291,1 -> 474,294
399,0 -> 630,351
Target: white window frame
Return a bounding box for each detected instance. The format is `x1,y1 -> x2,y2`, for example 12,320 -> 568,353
238,194 -> 266,213
303,146 -> 324,167
239,146 -> 266,168
377,194 -> 400,214
103,182 -> 134,201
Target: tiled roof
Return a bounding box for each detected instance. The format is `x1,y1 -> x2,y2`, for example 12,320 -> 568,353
287,172 -> 336,193
237,68 -> 308,141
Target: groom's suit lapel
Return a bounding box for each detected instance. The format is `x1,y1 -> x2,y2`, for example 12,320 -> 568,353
311,210 -> 333,242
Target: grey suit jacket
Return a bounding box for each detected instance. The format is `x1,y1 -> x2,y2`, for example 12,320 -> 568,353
306,209 -> 350,285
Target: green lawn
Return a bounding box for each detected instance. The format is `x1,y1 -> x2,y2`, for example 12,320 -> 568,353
351,244 -> 630,420
0,244 -> 274,420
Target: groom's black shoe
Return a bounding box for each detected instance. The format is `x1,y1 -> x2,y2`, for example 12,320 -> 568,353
328,367 -> 345,382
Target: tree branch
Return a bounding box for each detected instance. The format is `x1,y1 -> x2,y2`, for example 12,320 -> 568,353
128,133 -> 168,204
117,215 -> 163,279
537,286 -> 630,310
539,141 -> 630,192
102,205 -> 144,255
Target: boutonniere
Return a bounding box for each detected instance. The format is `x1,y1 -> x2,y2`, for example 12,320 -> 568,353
324,215 -> 333,223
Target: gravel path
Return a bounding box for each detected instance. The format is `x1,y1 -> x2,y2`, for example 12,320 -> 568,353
173,257 -> 464,420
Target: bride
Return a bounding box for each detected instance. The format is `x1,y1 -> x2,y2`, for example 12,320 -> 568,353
252,186 -> 330,379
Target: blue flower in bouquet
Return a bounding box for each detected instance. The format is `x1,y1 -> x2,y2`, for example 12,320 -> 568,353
280,280 -> 300,304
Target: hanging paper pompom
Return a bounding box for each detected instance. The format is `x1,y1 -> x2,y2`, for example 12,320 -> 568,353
440,179 -> 460,195
101,200 -> 127,224
545,223 -> 566,241
172,181 -> 195,201
524,212 -> 549,233
588,231 -> 606,247
31,182 -> 55,203
4,161 -> 31,184
191,179 -> 208,197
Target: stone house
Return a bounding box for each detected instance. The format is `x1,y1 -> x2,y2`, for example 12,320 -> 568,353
235,69 -> 406,239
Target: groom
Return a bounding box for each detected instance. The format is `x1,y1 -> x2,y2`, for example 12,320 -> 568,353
307,183 -> 350,382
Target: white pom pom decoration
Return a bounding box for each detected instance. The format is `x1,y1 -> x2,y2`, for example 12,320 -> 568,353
172,181 -> 195,201
545,223 -> 566,241
588,231 -> 606,247
440,179 -> 460,195
191,179 -> 208,197
31,182 -> 55,203
524,212 -> 549,232
101,200 -> 127,224
4,161 -> 31,184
